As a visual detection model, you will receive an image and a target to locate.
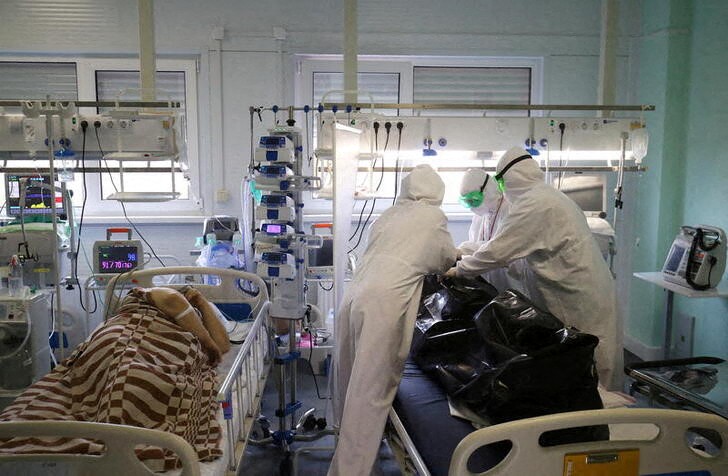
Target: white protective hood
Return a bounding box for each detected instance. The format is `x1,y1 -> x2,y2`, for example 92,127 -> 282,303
496,146 -> 544,202
397,163 -> 445,206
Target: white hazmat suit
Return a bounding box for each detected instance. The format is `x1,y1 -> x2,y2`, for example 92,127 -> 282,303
453,147 -> 621,390
457,168 -> 508,253
329,164 -> 457,476
457,169 -> 527,295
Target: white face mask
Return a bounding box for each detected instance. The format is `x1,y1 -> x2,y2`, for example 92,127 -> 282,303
471,203 -> 491,217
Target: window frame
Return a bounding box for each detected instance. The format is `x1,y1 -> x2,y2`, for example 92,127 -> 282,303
295,55 -> 544,216
0,55 -> 202,220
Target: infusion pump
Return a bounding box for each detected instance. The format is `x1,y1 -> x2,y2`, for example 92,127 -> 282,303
662,225 -> 727,290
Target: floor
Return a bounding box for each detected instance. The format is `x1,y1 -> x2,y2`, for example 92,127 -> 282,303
239,358 -> 402,476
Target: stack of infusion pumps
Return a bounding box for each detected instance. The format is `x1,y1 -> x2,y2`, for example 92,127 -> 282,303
0,292 -> 50,409
253,131 -> 321,320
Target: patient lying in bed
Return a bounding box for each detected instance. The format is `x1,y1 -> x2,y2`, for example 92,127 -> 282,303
0,286 -> 230,471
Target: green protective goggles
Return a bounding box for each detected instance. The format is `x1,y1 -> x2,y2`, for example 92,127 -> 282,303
459,175 -> 489,209
459,190 -> 485,209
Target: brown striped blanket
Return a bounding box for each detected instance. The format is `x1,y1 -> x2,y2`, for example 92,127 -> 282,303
0,293 -> 222,471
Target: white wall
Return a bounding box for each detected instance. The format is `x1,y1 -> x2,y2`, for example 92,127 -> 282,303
0,0 -> 643,346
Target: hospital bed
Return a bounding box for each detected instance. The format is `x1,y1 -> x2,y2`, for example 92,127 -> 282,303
0,266 -> 272,476
387,360 -> 728,475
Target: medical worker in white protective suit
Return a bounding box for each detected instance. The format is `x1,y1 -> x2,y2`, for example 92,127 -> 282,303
329,164 -> 457,476
445,147 -> 621,390
457,168 -> 528,294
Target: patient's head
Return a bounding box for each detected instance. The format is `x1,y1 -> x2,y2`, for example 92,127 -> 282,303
128,286 -> 205,320
126,286 -> 226,365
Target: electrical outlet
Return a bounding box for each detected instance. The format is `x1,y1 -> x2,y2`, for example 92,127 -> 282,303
215,189 -> 230,202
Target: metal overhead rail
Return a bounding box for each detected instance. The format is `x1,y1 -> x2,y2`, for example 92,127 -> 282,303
0,100 -> 181,108
1,167 -> 185,174
324,103 -> 655,112
251,103 -> 656,114
345,165 -> 648,173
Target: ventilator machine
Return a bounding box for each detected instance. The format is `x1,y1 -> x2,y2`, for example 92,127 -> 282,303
662,225 -> 726,290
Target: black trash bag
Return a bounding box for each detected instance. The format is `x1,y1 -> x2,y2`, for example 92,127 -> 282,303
473,289 -> 564,354
411,317 -> 482,372
421,274 -> 442,300
452,328 -> 602,422
421,289 -> 606,443
412,275 -> 499,371
419,275 -> 499,321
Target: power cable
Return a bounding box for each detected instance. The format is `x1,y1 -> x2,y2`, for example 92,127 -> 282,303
557,122 -> 566,190
348,121 -> 385,241
304,329 -> 329,400
93,124 -> 166,267
349,124 -> 391,253
75,121 -> 98,313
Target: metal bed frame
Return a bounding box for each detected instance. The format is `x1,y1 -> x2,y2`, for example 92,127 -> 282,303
387,407 -> 728,475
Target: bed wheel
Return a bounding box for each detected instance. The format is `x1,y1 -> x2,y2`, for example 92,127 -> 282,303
279,451 -> 293,476
316,417 -> 327,430
252,416 -> 271,439
303,414 -> 318,432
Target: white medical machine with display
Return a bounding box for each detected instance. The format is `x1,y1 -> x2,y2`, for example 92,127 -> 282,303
202,216 -> 240,244
255,194 -> 297,222
92,228 -> 144,285
0,292 -> 51,411
662,225 -> 727,290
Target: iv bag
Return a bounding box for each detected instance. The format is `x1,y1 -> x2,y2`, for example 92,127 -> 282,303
631,128 -> 649,164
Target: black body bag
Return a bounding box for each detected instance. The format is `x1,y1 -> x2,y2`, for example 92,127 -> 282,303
411,275 -> 498,372
416,289 -> 607,444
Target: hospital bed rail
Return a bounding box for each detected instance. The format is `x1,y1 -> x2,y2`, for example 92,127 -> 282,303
216,299 -> 271,472
448,408 -> 728,475
104,266 -> 272,474
0,421 -> 201,476
387,408 -> 430,476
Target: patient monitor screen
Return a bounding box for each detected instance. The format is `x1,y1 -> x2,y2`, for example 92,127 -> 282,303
97,245 -> 141,273
664,244 -> 686,273
559,175 -> 606,214
5,174 -> 64,217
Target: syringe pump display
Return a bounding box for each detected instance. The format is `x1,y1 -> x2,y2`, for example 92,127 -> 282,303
256,252 -> 296,279
254,136 -> 295,163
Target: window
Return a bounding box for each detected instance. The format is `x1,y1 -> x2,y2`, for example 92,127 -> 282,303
0,57 -> 201,219
413,66 -> 532,116
0,62 -> 78,112
95,70 -> 189,201
296,56 -> 542,213
313,72 -> 400,116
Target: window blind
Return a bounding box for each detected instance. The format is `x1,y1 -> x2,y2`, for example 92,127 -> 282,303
413,66 -> 531,116
0,62 -> 77,105
95,70 -> 185,106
